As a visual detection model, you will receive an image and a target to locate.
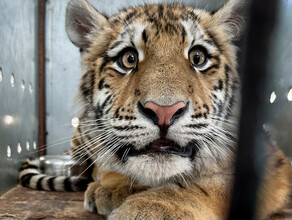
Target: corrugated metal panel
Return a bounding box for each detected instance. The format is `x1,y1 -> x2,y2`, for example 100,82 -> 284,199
45,0 -> 80,155
0,0 -> 38,195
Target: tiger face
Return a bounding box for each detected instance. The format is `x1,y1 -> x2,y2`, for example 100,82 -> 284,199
66,0 -> 241,186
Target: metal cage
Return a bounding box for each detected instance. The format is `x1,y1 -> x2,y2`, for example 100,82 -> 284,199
0,0 -> 291,219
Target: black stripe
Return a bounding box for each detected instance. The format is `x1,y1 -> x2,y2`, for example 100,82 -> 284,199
222,66 -> 231,118
113,125 -> 143,130
225,81 -> 238,119
80,70 -> 95,103
20,173 -> 38,187
36,176 -> 45,190
79,48 -> 85,53
181,26 -> 186,43
186,124 -> 208,129
77,125 -> 82,134
275,158 -> 285,169
125,10 -> 137,21
184,132 -> 204,136
64,177 -> 73,192
217,100 -> 224,116
98,78 -> 105,90
158,4 -> 164,18
114,107 -> 120,118
205,30 -> 222,53
48,177 -> 56,191
144,5 -> 150,16
142,29 -> 148,43
203,104 -> 210,114
194,183 -> 209,196
99,57 -> 110,73
200,64 -> 219,74
109,41 -> 123,51
111,18 -> 121,27
101,95 -> 112,109
75,177 -> 90,191
213,79 -> 223,91
213,55 -> 221,63
107,67 -> 125,76
192,113 -> 203,119
20,164 -> 39,171
181,10 -> 199,21
224,65 -> 230,100
212,93 -> 218,100
95,104 -> 104,119
166,9 -> 178,21
90,71 -> 95,104
105,106 -> 112,115
164,23 -> 178,34
212,103 -> 218,114
210,9 -> 218,15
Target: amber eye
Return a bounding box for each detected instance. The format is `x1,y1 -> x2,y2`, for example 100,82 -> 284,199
118,50 -> 138,70
189,48 -> 207,67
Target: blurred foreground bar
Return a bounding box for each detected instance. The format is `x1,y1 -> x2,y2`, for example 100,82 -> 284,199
228,0 -> 279,220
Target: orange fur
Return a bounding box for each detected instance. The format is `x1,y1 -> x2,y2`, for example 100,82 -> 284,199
65,0 -> 292,219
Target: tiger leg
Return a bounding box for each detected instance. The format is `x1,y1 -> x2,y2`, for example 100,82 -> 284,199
84,170 -> 149,215
256,149 -> 292,220
107,150 -> 291,220
108,178 -> 231,220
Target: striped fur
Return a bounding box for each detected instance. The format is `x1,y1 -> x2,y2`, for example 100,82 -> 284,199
19,0 -> 291,219
19,159 -> 90,191
65,0 -> 242,187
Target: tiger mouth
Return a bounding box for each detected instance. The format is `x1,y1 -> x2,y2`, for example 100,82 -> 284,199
117,138 -> 195,162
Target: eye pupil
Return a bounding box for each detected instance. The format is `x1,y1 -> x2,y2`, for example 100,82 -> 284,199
189,48 -> 206,67
193,53 -> 201,65
127,54 -> 136,64
119,50 -> 138,70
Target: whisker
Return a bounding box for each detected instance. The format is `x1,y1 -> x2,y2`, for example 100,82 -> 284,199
121,147 -> 131,162
25,126 -> 105,155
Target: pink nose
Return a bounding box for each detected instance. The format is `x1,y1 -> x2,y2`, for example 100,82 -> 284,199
144,101 -> 186,126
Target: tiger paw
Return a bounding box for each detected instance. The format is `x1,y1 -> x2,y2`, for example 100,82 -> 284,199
84,182 -> 149,216
84,182 -> 113,215
108,197 -> 194,220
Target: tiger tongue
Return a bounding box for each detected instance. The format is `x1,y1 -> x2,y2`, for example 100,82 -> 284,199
146,138 -> 175,151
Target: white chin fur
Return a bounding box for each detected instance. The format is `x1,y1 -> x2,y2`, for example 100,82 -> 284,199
118,154 -> 193,187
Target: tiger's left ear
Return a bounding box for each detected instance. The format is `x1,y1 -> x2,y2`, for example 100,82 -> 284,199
65,0 -> 109,48
212,0 -> 246,40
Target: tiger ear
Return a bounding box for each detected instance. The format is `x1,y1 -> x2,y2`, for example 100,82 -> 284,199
212,0 -> 246,40
65,0 -> 108,48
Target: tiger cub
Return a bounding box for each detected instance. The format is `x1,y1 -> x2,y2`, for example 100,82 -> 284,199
20,0 -> 291,219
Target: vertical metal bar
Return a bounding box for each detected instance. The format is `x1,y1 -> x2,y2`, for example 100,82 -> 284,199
38,0 -> 46,156
228,0 -> 279,219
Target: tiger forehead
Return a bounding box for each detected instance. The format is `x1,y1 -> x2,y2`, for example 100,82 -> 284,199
104,4 -> 216,59
109,4 -> 205,30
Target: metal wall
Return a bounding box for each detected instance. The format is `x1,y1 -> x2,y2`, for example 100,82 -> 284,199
45,0 -> 227,154
45,0 -> 81,155
0,1 -> 38,195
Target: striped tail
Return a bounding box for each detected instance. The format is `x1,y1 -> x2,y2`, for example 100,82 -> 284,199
19,159 -> 90,191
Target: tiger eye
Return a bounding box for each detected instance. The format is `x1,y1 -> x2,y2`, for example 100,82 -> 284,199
120,51 -> 138,69
189,49 -> 206,66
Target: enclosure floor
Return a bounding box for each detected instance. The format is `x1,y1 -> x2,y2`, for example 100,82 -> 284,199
1,185 -> 292,220
0,185 -> 105,220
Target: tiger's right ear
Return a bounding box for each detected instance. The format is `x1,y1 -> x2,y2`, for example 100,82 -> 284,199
65,0 -> 108,48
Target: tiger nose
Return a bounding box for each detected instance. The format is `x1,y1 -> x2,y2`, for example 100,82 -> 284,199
144,101 -> 186,126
